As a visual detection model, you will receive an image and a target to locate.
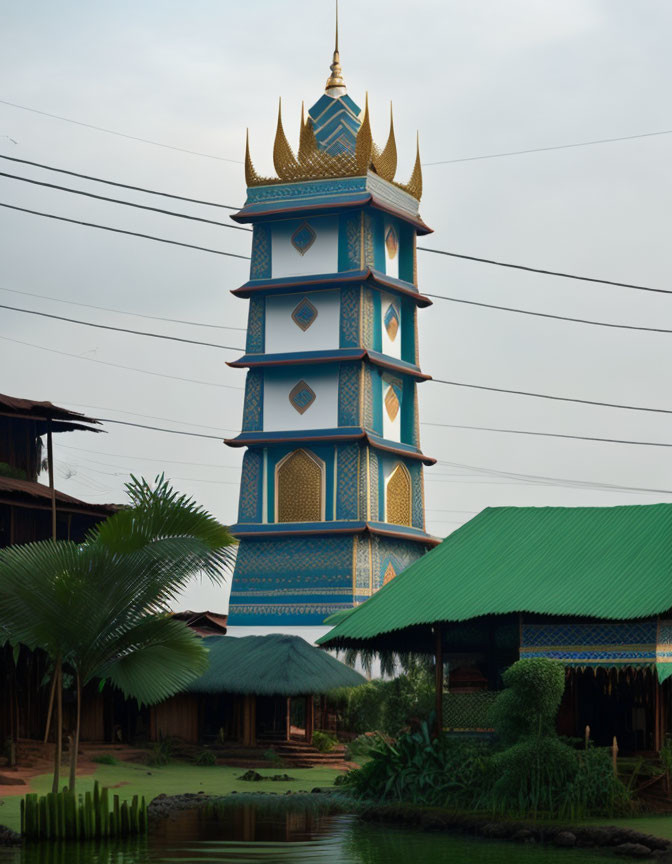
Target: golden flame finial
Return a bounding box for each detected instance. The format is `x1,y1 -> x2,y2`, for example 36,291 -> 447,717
325,0 -> 346,94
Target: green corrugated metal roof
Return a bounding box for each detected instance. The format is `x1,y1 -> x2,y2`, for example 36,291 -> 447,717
318,504 -> 672,647
187,633 -> 365,695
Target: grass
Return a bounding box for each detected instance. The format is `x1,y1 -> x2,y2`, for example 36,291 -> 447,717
0,762 -> 343,833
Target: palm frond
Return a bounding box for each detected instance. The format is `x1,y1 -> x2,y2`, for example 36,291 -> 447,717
98,619 -> 209,704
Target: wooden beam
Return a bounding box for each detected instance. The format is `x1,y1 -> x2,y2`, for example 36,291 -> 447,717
47,420 -> 56,540
305,696 -> 314,744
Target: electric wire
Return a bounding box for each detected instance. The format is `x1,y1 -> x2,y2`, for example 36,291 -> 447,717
423,128 -> 672,165
418,247 -> 672,295
3,98 -> 669,166
0,98 -> 243,163
0,203 -> 251,259
0,334 -> 244,390
422,420 -> 672,448
0,153 -> 238,209
0,170 -> 252,231
426,293 -> 672,334
431,377 -> 672,415
0,286 -> 246,331
0,302 -> 245,350
2,199 -> 668,298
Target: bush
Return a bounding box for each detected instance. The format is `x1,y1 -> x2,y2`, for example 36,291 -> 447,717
91,753 -> 118,765
147,737 -> 173,767
341,658 -> 633,819
344,734 -> 378,763
489,658 -> 566,745
312,731 -> 336,753
345,721 -> 489,806
195,748 -> 216,766
263,748 -> 283,766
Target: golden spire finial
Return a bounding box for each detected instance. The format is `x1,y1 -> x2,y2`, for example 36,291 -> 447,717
273,98 -> 299,179
405,131 -> 423,200
325,0 -> 346,94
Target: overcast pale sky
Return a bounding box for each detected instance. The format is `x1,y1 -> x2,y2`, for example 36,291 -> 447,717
1,0 -> 671,614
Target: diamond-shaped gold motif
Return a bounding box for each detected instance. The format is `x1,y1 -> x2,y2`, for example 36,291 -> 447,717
288,380 -> 316,414
384,382 -> 401,422
291,297 -> 318,331
290,221 -> 317,256
385,225 -> 399,260
384,302 -> 400,341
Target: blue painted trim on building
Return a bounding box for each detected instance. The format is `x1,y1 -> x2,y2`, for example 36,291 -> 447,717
400,297 -> 415,365
401,377 -> 415,445
372,368 -> 383,434
229,347 -> 429,380
399,222 -> 415,284
232,267 -> 432,307
372,290 -> 382,352
229,519 -> 436,543
245,296 -> 265,354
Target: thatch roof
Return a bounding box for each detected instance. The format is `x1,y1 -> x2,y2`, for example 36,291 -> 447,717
319,503 -> 672,650
187,634 -> 365,696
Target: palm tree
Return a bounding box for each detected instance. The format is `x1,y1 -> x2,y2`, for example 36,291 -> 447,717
0,476 -> 236,791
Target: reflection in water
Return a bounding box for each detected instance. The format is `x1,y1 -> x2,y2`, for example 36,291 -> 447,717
0,799 -> 612,864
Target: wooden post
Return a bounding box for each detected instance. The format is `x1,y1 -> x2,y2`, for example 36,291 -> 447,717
242,694 -> 256,747
47,421 -> 56,540
285,697 -> 291,741
584,724 -> 590,750
434,623 -> 443,737
612,736 -> 619,776
304,696 -> 314,744
655,676 -> 662,753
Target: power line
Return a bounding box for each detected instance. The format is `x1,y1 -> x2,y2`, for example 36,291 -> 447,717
65,401 -> 233,433
434,458 -> 672,496
423,128 -> 672,166
432,377 -> 672,415
426,292 -> 672,334
3,98 -> 668,168
2,199 -> 667,300
95,418 -> 226,439
418,247 -> 672,296
0,153 -> 239,209
57,443 -> 241,470
0,302 -> 245,350
0,203 -> 251,260
0,286 -> 246,331
0,170 -> 252,231
0,98 -> 243,163
0,334 -> 244,389
423,420 -> 672,449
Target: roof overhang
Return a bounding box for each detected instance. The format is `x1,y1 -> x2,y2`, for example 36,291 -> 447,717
229,519 -> 439,546
227,348 -> 430,382
224,427 -> 435,465
232,268 -> 432,308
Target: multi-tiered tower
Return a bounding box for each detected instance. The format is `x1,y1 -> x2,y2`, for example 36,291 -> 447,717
226,28 -> 438,626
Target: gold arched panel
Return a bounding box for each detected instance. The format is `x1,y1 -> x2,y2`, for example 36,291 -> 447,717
386,463 -> 412,527
276,449 -> 324,523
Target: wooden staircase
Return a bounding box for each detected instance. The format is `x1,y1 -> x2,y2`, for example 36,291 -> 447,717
270,739 -> 348,769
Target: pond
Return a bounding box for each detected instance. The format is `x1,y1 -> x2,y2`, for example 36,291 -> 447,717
0,798 -> 612,863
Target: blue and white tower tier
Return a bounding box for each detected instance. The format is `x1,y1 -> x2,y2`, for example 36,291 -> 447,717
225,37 -> 438,625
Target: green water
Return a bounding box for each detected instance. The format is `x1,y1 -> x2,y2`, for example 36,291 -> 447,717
0,802 -> 612,863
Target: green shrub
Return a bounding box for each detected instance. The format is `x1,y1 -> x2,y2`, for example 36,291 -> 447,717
489,658 -> 566,745
146,737 -> 173,767
345,721 -> 489,806
342,681 -> 387,734
312,731 -> 336,753
195,748 -> 216,766
344,734 -> 378,763
91,753 -> 118,765
263,748 -> 283,765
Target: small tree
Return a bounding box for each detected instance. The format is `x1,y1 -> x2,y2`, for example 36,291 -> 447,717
489,657 -> 566,745
0,476 -> 236,791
